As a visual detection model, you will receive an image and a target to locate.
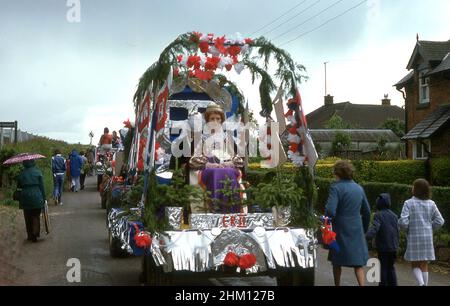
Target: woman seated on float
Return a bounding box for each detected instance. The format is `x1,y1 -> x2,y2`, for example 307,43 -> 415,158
189,103 -> 244,213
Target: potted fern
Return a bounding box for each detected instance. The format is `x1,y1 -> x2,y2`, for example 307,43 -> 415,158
251,167 -> 315,228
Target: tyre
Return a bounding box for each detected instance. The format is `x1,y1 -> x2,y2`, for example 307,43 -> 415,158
108,229 -> 128,258
101,193 -> 107,209
276,267 -> 315,286
144,254 -> 173,285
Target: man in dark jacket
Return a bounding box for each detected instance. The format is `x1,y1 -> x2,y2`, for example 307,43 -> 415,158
18,159 -> 46,242
366,193 -> 399,286
51,149 -> 66,205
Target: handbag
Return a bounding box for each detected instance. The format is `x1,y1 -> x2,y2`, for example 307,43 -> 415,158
13,189 -> 21,201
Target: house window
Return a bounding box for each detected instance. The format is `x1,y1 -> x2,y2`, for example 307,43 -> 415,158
419,70 -> 430,104
413,139 -> 431,159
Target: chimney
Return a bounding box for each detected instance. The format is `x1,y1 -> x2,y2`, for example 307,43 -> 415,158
324,94 -> 334,106
382,94 -> 391,106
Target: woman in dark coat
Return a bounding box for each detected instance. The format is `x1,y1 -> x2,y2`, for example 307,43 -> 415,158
325,160 -> 371,286
17,159 -> 46,242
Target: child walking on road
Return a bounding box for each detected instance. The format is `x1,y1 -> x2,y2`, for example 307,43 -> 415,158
366,193 -> 399,286
398,179 -> 445,286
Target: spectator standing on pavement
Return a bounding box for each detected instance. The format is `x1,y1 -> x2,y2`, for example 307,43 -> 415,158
366,193 -> 399,286
325,160 -> 371,286
398,179 -> 445,286
51,149 -> 66,205
69,149 -> 83,192
79,151 -> 88,190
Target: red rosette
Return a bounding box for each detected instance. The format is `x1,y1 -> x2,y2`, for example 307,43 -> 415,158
238,254 -> 257,269
225,64 -> 233,71
223,252 -> 240,267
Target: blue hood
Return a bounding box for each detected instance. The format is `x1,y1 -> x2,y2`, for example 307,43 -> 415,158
376,193 -> 391,210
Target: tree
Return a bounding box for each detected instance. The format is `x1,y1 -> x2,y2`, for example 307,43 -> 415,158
331,131 -> 351,154
379,119 -> 405,138
325,114 -> 353,129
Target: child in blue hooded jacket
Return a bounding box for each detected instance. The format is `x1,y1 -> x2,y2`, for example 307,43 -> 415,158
366,193 -> 399,286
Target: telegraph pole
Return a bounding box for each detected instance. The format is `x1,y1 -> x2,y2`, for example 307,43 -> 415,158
324,61 -> 329,96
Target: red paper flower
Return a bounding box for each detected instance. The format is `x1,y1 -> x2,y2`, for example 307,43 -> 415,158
173,67 -> 179,77
225,64 -> 233,71
289,126 -> 298,134
199,41 -> 210,54
194,69 -> 213,81
177,55 -> 183,63
190,32 -> 202,43
290,143 -> 299,153
244,38 -> 253,44
238,254 -> 257,269
214,36 -> 227,54
135,232 -> 152,248
224,252 -> 240,267
204,56 -> 221,71
123,119 -> 132,129
228,45 -> 241,57
187,55 -> 201,69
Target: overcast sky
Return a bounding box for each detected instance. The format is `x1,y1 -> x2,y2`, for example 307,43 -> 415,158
1,0 -> 449,144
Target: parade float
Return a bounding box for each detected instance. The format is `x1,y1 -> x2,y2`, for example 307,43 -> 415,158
107,32 -> 319,285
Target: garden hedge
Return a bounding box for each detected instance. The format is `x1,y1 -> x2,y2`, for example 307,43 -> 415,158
246,169 -> 450,232
431,158 -> 450,187
316,160 -> 426,185
315,177 -> 450,232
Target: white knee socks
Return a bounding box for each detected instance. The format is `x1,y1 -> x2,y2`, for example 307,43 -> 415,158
413,268 -> 424,286
422,272 -> 429,286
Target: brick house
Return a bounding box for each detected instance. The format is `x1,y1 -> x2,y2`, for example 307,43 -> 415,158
395,39 -> 450,159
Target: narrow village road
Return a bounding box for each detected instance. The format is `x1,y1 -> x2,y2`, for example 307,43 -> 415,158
3,176 -> 449,286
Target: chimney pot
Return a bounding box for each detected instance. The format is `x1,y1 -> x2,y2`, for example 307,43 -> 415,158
382,94 -> 391,106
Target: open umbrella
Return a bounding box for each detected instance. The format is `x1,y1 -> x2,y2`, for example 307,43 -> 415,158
2,153 -> 46,165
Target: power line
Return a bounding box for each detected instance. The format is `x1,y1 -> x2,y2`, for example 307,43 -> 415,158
273,0 -> 345,41
248,0 -> 308,37
280,0 -> 368,46
260,0 -> 322,37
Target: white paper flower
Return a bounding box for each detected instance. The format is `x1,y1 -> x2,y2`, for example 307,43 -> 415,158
234,62 -> 245,74
287,134 -> 301,144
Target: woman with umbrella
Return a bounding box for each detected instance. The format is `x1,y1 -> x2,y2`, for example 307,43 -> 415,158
15,156 -> 46,242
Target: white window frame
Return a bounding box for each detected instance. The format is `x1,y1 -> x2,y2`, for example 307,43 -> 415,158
413,139 -> 431,160
419,70 -> 430,104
